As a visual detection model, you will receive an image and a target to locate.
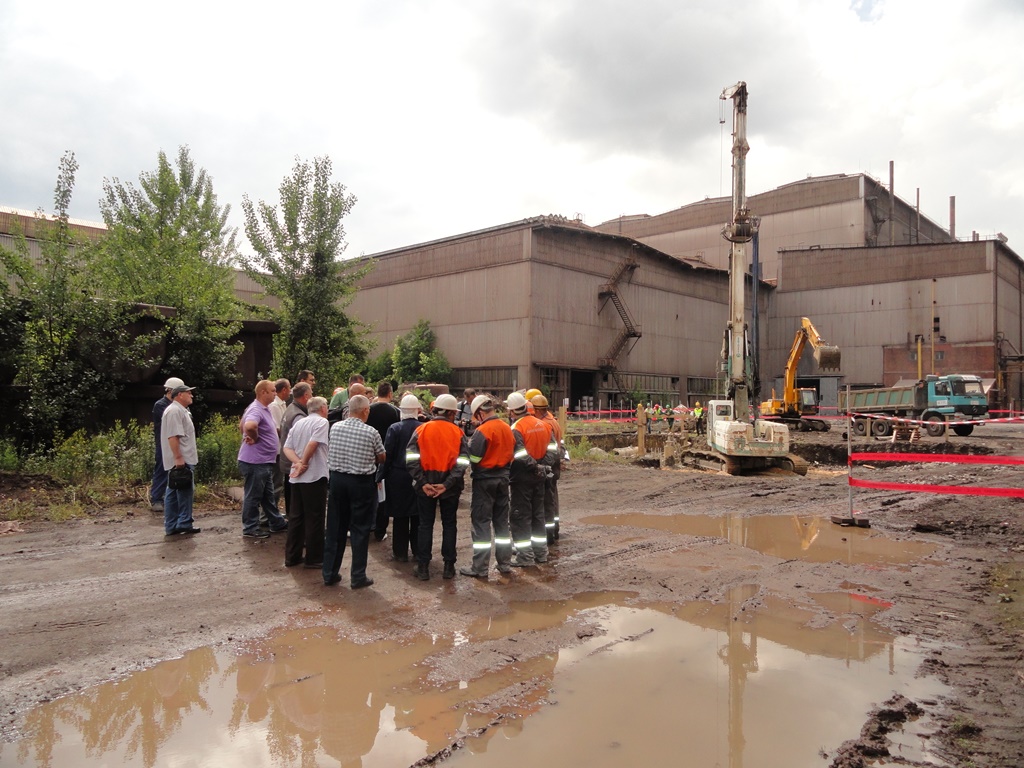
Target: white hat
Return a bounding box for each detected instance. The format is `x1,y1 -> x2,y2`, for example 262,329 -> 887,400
505,392 -> 528,412
164,377 -> 185,392
399,394 -> 422,418
470,394 -> 493,416
433,393 -> 459,412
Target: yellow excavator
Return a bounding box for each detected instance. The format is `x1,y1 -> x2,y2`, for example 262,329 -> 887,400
759,317 -> 841,431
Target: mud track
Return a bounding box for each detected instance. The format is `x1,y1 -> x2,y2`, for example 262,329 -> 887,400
1,426 -> 1023,766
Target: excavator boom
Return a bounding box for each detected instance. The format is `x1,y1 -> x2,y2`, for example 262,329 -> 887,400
759,317 -> 840,430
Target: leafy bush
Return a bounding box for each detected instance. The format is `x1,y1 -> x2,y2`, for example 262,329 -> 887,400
567,435 -> 597,461
23,421 -> 151,486
0,439 -> 18,472
195,413 -> 242,483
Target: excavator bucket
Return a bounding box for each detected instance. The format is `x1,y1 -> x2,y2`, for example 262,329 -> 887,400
813,345 -> 841,370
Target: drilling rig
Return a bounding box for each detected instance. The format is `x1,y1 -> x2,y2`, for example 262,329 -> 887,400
687,82 -> 807,475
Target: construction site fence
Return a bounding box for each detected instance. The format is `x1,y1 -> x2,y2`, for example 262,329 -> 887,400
567,407 -> 695,424
567,407 -> 1024,426
848,451 -> 1024,507
767,408 -> 1024,425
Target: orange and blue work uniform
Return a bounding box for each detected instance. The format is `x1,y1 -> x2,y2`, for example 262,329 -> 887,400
464,414 -> 516,575
406,417 -> 470,569
509,413 -> 558,565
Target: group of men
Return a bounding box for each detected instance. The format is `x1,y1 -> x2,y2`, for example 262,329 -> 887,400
151,373 -> 567,591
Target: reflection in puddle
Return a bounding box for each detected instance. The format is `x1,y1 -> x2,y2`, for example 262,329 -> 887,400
582,511 -> 939,564
453,596 -> 949,767
4,588 -> 948,768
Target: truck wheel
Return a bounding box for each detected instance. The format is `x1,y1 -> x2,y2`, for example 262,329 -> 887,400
952,424 -> 974,437
925,415 -> 946,437
871,419 -> 892,437
853,418 -> 867,436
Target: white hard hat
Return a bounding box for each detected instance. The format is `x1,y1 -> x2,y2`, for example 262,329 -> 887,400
400,394 -> 421,414
470,394 -> 493,416
164,377 -> 185,391
505,392 -> 528,412
433,393 -> 459,412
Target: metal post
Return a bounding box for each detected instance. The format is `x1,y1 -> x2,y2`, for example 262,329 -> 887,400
847,385 -> 854,520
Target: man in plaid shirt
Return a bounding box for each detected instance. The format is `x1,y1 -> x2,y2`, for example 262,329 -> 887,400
323,394 -> 385,589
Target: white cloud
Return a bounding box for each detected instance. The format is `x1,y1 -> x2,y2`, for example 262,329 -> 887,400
1,0 -> 1022,254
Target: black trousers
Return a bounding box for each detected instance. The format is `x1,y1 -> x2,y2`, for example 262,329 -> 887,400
323,472 -> 375,584
285,477 -> 326,566
415,493 -> 459,566
392,515 -> 419,560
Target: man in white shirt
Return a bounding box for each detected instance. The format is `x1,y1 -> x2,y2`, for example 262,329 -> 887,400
283,396 -> 330,569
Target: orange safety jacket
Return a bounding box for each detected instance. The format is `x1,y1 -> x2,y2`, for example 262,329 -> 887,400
469,416 -> 515,477
537,411 -> 564,478
513,414 -> 554,460
406,418 -> 470,496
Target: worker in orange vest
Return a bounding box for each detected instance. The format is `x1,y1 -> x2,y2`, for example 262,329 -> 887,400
506,392 -> 558,566
530,393 -> 564,545
460,395 -> 516,578
406,394 -> 470,580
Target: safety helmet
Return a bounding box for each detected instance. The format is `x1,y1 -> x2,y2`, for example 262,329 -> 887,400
164,377 -> 185,392
530,394 -> 549,409
505,392 -> 528,412
524,388 -> 542,401
470,394 -> 493,416
432,393 -> 459,412
695,401 -> 701,407
400,394 -> 422,415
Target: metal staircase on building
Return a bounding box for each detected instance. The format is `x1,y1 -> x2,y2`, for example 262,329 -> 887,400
597,253 -> 642,392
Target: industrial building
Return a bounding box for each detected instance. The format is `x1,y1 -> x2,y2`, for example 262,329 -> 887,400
351,172 -> 1024,412
5,167 -> 1023,415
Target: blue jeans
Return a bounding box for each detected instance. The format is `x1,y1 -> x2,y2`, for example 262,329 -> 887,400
164,464 -> 195,534
239,461 -> 286,534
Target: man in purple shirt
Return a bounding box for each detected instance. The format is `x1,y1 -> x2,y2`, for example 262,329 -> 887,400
238,379 -> 288,538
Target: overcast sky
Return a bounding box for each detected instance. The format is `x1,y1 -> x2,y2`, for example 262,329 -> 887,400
2,0 -> 1021,258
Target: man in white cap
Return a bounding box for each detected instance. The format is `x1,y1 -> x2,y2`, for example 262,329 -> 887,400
150,376 -> 184,512
405,393 -> 470,580
375,393 -> 425,562
161,381 -> 200,536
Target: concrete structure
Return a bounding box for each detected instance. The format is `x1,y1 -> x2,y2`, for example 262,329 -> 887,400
355,173 -> 1024,412
348,216 -> 749,411
596,173 -> 954,283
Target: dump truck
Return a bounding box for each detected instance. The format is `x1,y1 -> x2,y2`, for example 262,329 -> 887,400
759,317 -> 841,431
838,374 -> 988,437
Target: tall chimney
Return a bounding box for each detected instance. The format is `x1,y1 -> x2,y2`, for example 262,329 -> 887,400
949,196 -> 956,240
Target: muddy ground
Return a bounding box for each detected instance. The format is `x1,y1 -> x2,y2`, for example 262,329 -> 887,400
1,425 -> 1023,767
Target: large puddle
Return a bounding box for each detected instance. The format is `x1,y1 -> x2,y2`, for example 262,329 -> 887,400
3,584 -> 949,768
582,511 -> 940,565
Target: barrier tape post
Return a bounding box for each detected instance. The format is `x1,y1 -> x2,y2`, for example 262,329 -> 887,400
833,385 -> 869,527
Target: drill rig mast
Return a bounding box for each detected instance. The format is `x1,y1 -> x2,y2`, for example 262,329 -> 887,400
698,82 -> 807,475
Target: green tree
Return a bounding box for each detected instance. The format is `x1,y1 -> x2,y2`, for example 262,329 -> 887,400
364,352 -> 393,385
94,146 -> 243,397
240,156 -> 369,391
390,319 -> 452,384
0,152 -> 143,447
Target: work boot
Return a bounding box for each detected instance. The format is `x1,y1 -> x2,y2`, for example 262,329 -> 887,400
415,562 -> 430,581
442,561 -> 455,579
